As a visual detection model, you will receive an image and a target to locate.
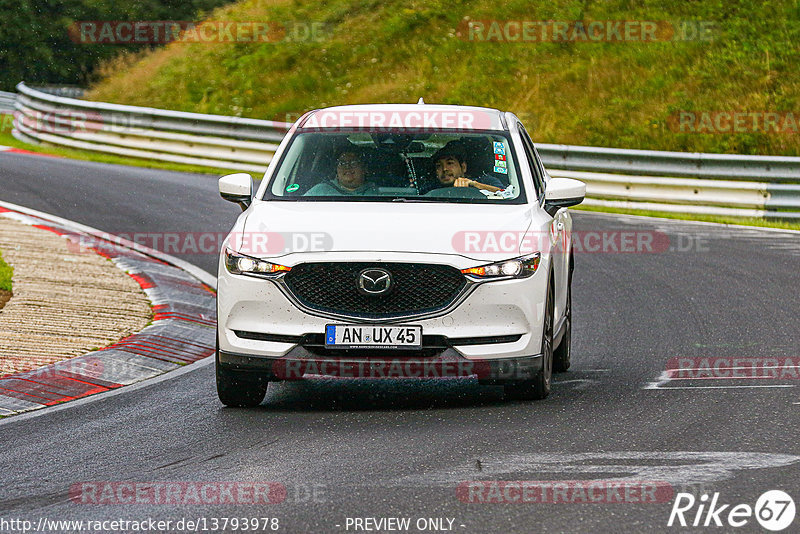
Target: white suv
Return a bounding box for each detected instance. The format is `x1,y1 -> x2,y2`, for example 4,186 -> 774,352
216,104 -> 585,406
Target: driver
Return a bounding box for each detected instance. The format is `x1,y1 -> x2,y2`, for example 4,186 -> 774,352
432,144 -> 505,192
305,149 -> 380,196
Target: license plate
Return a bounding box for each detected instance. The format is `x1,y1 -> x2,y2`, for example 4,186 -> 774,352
325,325 -> 422,348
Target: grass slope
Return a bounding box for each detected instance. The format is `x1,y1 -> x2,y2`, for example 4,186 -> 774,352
0,251 -> 12,292
88,0 -> 800,156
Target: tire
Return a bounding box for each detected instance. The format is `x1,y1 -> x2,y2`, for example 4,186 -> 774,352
553,274 -> 572,373
504,283 -> 553,401
216,339 -> 268,407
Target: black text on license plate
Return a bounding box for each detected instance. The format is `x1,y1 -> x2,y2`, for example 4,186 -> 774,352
325,325 -> 422,348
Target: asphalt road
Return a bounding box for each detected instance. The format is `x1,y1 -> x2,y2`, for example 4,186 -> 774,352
1,152 -> 799,534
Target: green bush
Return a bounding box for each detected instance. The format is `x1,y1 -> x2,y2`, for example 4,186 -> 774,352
0,0 -> 234,91
0,251 -> 12,292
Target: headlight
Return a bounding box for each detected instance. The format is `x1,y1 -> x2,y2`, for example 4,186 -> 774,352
224,247 -> 291,277
461,253 -> 540,279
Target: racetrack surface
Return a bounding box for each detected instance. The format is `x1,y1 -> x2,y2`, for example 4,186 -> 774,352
1,152 -> 798,533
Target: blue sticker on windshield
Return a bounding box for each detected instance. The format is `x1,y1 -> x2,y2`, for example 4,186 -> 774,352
493,166 -> 508,174
493,142 -> 505,155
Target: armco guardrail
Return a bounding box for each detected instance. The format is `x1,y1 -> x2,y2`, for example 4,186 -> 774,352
33,85 -> 86,99
13,82 -> 290,173
11,82 -> 800,219
536,143 -> 800,182
0,91 -> 16,113
547,169 -> 792,219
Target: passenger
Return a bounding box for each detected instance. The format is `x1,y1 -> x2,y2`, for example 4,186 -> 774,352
432,144 -> 505,192
305,149 -> 380,196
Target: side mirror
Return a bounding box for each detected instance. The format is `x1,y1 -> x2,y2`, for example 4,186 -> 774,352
219,173 -> 253,211
544,177 -> 585,216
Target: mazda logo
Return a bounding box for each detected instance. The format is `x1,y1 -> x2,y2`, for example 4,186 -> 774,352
357,268 -> 393,296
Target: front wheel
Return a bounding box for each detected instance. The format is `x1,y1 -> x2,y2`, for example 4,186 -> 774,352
215,339 -> 268,407
553,275 -> 572,373
216,364 -> 269,407
504,285 -> 553,401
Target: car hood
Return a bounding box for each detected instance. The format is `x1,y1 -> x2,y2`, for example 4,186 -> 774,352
233,201 -> 538,262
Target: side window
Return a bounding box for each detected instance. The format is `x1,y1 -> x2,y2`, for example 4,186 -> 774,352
517,124 -> 545,199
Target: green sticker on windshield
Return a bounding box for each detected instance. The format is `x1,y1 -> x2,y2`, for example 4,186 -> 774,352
286,183 -> 300,192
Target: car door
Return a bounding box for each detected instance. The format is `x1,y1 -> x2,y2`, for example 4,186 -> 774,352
518,124 -> 568,322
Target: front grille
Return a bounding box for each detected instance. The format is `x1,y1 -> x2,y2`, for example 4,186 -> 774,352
283,262 -> 467,319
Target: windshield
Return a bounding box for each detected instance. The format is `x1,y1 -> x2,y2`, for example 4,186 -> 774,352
262,130 -> 528,203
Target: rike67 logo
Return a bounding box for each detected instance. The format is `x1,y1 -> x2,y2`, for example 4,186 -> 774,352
668,490 -> 795,531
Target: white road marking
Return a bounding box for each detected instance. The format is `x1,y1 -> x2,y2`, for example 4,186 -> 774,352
667,376 -> 796,380
667,365 -> 800,372
555,379 -> 599,390
393,452 -> 800,487
649,385 -> 795,390
645,366 -> 800,389
644,370 -> 679,389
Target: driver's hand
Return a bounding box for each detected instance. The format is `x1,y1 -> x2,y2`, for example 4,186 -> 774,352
454,178 -> 473,188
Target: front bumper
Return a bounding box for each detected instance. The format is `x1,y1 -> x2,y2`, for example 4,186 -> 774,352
218,346 -> 543,383
218,254 -> 549,363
